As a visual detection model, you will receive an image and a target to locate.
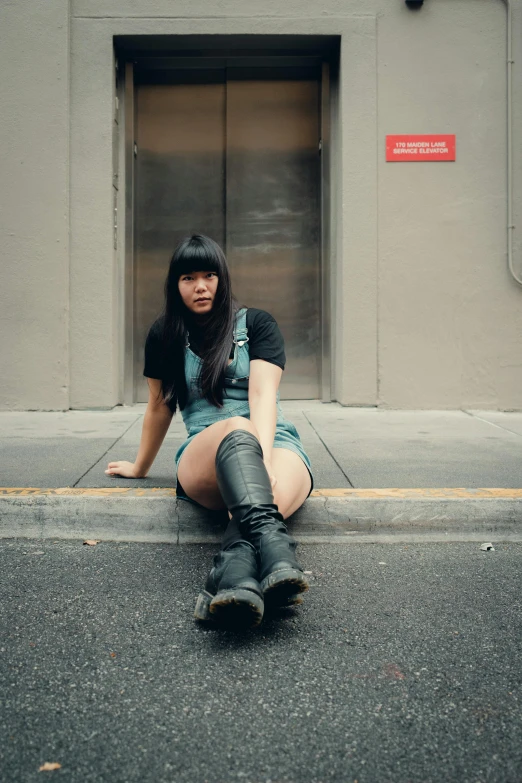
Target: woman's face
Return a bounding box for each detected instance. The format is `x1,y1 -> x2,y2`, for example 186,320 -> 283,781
178,270 -> 218,316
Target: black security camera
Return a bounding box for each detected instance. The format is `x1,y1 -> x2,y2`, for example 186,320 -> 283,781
405,0 -> 424,7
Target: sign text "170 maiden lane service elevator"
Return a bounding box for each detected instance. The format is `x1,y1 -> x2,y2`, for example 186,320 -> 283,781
386,134 -> 456,161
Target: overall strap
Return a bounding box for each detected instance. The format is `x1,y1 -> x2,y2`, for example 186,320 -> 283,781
233,308 -> 249,347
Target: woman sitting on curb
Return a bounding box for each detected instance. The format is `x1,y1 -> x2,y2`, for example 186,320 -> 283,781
105,234 -> 314,629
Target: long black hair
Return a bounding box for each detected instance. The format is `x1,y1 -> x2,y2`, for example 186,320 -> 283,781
159,234 -> 239,412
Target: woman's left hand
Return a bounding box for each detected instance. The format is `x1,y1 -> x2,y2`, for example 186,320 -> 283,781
264,458 -> 277,491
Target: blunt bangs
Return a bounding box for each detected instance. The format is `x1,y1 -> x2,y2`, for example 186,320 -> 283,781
171,235 -> 225,278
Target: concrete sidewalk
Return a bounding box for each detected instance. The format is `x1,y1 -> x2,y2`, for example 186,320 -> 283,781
1,401 -> 522,488
1,402 -> 521,542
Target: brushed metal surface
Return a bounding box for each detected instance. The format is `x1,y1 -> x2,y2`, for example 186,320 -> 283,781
133,65 -> 321,401
226,69 -> 321,398
134,74 -> 226,401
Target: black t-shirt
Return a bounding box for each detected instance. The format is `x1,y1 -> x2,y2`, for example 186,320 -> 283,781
143,308 -> 286,382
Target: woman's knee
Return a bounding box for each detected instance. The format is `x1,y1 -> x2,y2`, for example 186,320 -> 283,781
222,416 -> 259,439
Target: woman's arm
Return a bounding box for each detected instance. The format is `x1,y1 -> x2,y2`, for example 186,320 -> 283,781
248,359 -> 283,489
105,378 -> 174,478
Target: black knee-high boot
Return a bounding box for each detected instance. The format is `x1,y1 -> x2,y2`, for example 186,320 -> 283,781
215,429 -> 309,606
194,515 -> 264,628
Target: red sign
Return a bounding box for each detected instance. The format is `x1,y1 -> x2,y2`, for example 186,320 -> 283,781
386,134 -> 456,162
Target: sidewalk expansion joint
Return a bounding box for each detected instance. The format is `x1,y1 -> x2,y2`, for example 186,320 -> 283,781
71,416 -> 142,487
463,410 -> 522,440
302,411 -> 354,488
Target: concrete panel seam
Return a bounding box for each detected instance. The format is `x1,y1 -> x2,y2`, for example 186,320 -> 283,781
464,410 -> 522,439
71,415 -> 141,486
302,410 -> 354,487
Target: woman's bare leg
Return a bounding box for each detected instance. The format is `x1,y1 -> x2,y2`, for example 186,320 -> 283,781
176,416 -> 259,510
182,420 -> 312,617
271,448 -> 312,519
177,417 -> 312,518
185,417 -> 266,627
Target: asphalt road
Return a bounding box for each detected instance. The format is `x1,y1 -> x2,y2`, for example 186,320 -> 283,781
0,540 -> 521,783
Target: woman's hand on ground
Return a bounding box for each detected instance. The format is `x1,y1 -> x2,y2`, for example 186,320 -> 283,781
263,458 -> 277,490
105,461 -> 144,479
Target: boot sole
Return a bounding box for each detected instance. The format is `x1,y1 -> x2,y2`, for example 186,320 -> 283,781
260,569 -> 309,607
194,589 -> 264,629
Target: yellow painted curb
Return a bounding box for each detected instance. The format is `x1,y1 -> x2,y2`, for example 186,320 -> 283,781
311,488 -> 522,499
0,487 -> 178,497
0,488 -> 521,499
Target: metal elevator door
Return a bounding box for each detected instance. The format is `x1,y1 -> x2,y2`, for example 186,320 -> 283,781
134,65 -> 321,400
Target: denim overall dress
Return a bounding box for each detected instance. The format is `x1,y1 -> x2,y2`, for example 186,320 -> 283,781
174,308 -> 314,504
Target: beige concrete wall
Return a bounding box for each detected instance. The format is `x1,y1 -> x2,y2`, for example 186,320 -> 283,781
71,0 -> 374,18
3,0 -> 522,409
69,18 -> 119,408
0,0 -> 70,410
376,0 -> 522,409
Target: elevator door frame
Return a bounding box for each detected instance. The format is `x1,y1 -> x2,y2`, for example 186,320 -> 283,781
121,55 -> 332,404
